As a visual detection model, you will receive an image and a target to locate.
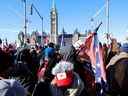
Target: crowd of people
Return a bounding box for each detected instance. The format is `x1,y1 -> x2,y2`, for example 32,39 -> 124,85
0,32 -> 128,96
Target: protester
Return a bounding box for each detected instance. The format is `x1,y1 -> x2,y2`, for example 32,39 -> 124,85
51,60 -> 84,96
106,43 -> 128,96
49,42 -> 85,96
0,38 -> 2,48
0,50 -> 26,96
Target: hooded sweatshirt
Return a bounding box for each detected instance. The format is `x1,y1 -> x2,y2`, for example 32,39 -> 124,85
0,79 -> 26,96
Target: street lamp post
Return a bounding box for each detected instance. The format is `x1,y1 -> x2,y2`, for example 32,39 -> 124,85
23,0 -> 27,36
21,0 -> 27,44
30,4 -> 43,44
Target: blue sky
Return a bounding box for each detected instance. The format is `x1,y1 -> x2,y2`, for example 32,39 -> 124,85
0,0 -> 128,43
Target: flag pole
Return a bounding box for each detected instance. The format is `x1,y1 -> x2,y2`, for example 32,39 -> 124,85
60,29 -> 64,47
106,0 -> 110,44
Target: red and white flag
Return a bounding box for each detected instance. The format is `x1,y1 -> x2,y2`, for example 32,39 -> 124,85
84,22 -> 106,82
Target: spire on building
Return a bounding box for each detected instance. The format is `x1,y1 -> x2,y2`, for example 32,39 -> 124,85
51,0 -> 57,14
52,0 -> 55,9
52,0 -> 57,11
50,0 -> 58,44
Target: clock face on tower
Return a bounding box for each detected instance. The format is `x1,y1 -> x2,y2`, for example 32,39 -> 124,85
52,20 -> 56,24
52,11 -> 56,15
51,13 -> 56,24
52,15 -> 56,19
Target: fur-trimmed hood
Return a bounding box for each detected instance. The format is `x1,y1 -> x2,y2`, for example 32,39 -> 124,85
52,61 -> 74,75
107,52 -> 128,69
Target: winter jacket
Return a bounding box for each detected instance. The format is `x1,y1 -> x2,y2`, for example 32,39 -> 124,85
0,79 -> 26,96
